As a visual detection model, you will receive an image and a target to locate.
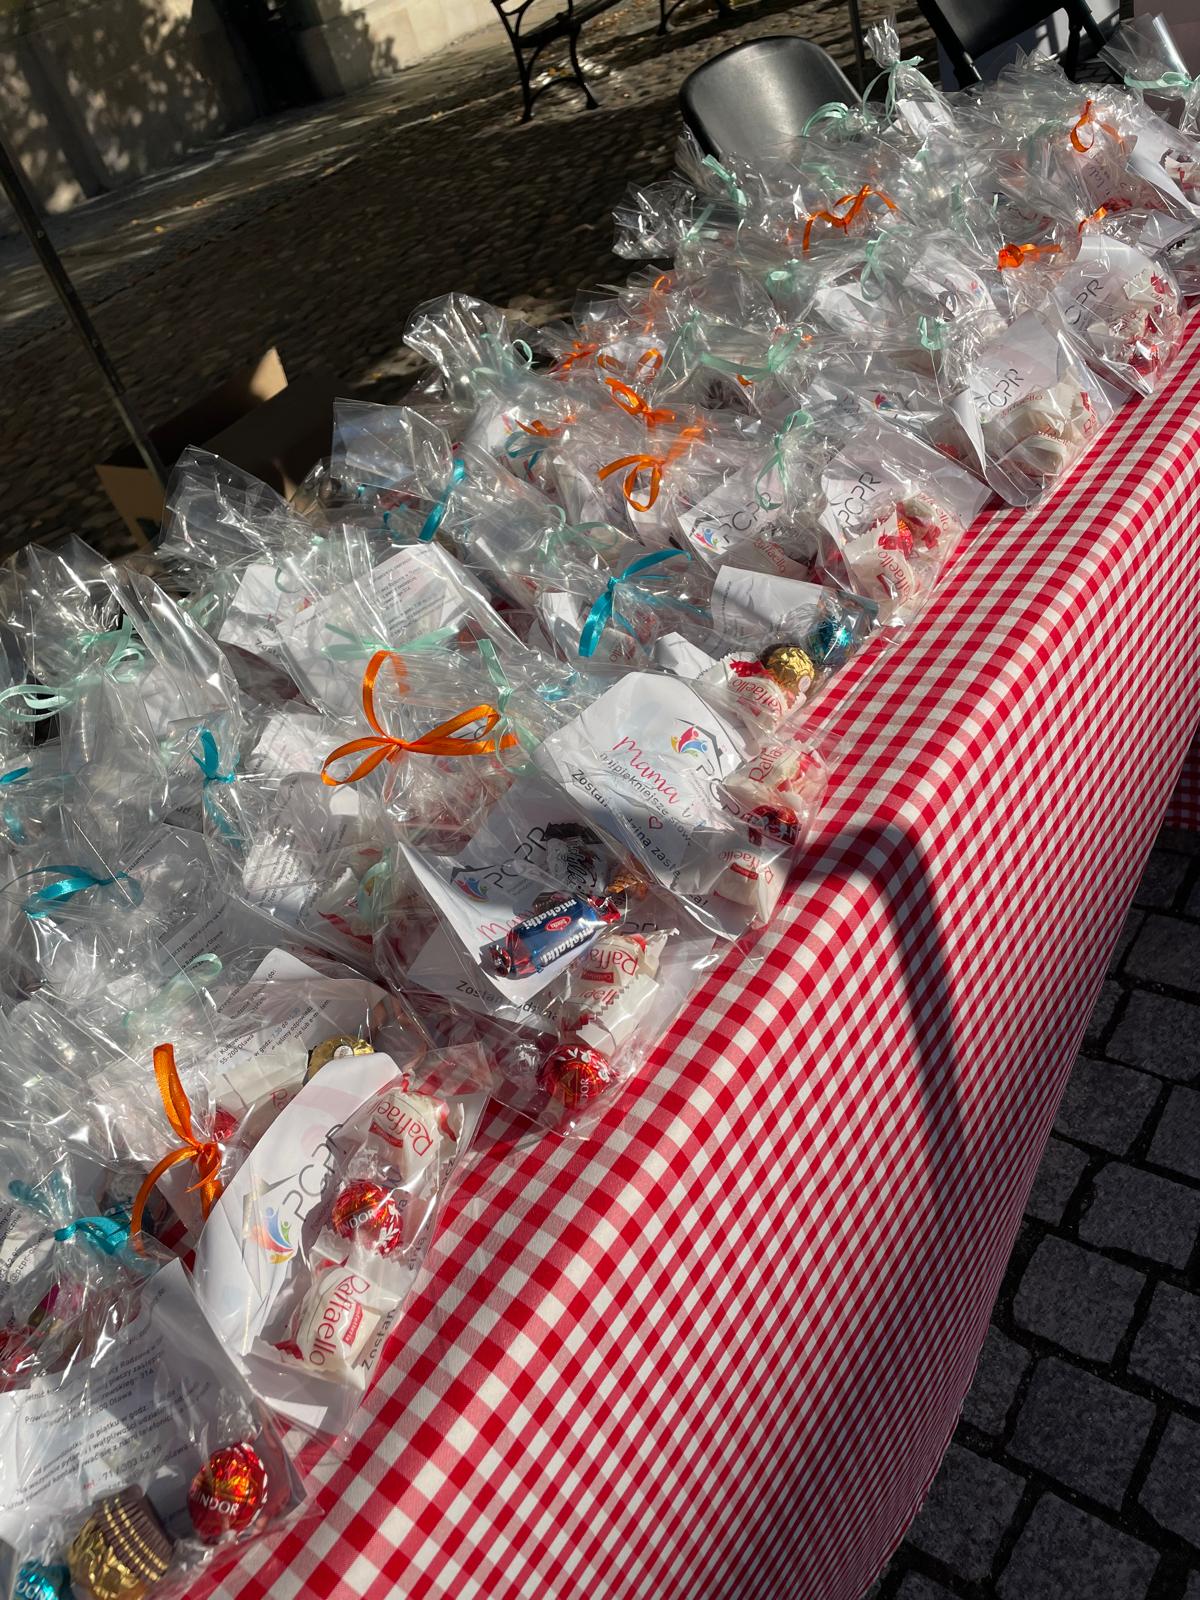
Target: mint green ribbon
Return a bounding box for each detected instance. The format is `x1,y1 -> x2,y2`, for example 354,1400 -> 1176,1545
1126,70 -> 1196,91
701,155 -> 747,209
756,409 -> 813,511
123,951 -> 223,1034
477,638 -> 536,751
700,329 -> 806,384
21,865 -> 141,919
325,623 -> 459,662
0,765 -> 30,846
0,621 -> 145,724
802,101 -> 858,136
864,55 -> 926,118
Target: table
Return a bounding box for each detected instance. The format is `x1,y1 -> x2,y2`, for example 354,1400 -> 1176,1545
196,318 -> 1200,1600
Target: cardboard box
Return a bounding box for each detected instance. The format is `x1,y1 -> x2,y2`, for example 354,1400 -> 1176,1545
95,350 -> 337,545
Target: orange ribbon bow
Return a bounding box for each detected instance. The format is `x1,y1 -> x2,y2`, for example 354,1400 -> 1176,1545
802,185 -> 897,252
597,423 -> 705,512
603,374 -> 677,429
130,1043 -> 224,1241
1070,100 -> 1121,154
997,242 -> 1063,269
1078,206 -> 1109,231
321,651 -> 518,786
515,416 -> 572,437
553,340 -> 599,374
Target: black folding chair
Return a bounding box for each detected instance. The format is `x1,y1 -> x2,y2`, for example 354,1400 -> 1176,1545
679,36 -> 859,165
916,0 -> 1111,86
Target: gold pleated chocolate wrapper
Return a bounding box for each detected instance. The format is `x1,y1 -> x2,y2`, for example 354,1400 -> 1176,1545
67,1487 -> 174,1600
761,644 -> 817,694
304,1034 -> 373,1081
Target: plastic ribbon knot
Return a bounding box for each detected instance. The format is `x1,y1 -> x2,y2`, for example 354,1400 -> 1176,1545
597,422 -> 704,513
801,100 -> 858,136
863,54 -> 924,117
130,1043 -> 224,1241
802,185 -> 897,252
1078,206 -> 1109,231
1126,69 -> 1197,91
21,864 -> 141,919
1070,99 -> 1122,153
419,459 -> 466,542
123,952 -> 224,1037
0,764 -> 30,847
321,650 -> 518,786
579,550 -> 690,658
997,242 -> 1062,269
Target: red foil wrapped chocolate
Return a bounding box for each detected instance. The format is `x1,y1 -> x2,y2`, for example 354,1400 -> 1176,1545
537,1042 -> 616,1111
330,1179 -> 407,1258
188,1442 -> 267,1544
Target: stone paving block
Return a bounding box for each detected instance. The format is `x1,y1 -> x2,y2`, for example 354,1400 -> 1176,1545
1125,915 -> 1200,992
1110,990 -> 1200,1083
1026,1137 -> 1089,1224
1133,851 -> 1189,909
997,1494 -> 1158,1600
1130,1284 -> 1200,1406
1141,1414 -> 1200,1547
1008,1357 -> 1155,1508
1013,1236 -> 1144,1361
1148,1086 -> 1200,1180
962,1327 -> 1031,1436
1084,980 -> 1122,1047
1113,910 -> 1144,966
1054,1060 -> 1159,1154
906,1445 -> 1025,1581
1079,1163 -> 1200,1268
1158,827 -> 1200,859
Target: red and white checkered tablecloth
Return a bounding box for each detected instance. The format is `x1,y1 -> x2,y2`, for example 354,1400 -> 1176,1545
195,320 -> 1200,1600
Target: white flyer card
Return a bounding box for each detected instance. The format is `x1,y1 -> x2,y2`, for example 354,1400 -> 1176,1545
532,672 -> 750,893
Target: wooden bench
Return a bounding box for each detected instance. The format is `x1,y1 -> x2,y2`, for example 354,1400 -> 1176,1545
492,0 -> 732,121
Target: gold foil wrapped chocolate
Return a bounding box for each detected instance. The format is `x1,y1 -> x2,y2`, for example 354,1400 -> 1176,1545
67,1488 -> 173,1600
304,1035 -> 374,1082
761,644 -> 816,694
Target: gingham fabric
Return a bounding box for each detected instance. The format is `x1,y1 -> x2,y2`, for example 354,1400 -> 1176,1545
195,325 -> 1200,1600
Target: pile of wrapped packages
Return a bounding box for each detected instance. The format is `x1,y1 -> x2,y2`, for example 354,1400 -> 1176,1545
1,18 -> 1199,1595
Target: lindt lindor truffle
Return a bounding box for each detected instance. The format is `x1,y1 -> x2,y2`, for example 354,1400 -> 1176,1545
188,1442 -> 268,1544
536,1042 -> 617,1110
330,1178 -> 407,1257
67,1487 -> 173,1600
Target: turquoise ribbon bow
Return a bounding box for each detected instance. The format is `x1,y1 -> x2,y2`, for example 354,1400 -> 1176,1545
193,728 -> 241,843
419,459 -> 466,542
864,54 -> 926,118
193,728 -> 235,785
325,623 -> 460,662
53,1214 -> 131,1255
1125,70 -> 1196,91
802,100 -> 859,136
21,865 -> 141,919
579,549 -> 690,658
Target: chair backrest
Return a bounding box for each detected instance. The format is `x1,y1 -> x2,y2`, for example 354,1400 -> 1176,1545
917,0 -> 1108,86
679,36 -> 858,165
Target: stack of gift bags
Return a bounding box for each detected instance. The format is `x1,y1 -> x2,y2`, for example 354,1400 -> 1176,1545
1,18 -> 1198,1595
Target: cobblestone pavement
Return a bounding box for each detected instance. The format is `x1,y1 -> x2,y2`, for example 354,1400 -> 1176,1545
877,827 -> 1200,1600
0,0 -> 925,558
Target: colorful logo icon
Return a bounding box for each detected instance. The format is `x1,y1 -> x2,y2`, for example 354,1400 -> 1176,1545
691,526 -> 723,551
671,726 -> 709,757
251,1205 -> 296,1264
455,875 -> 489,901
